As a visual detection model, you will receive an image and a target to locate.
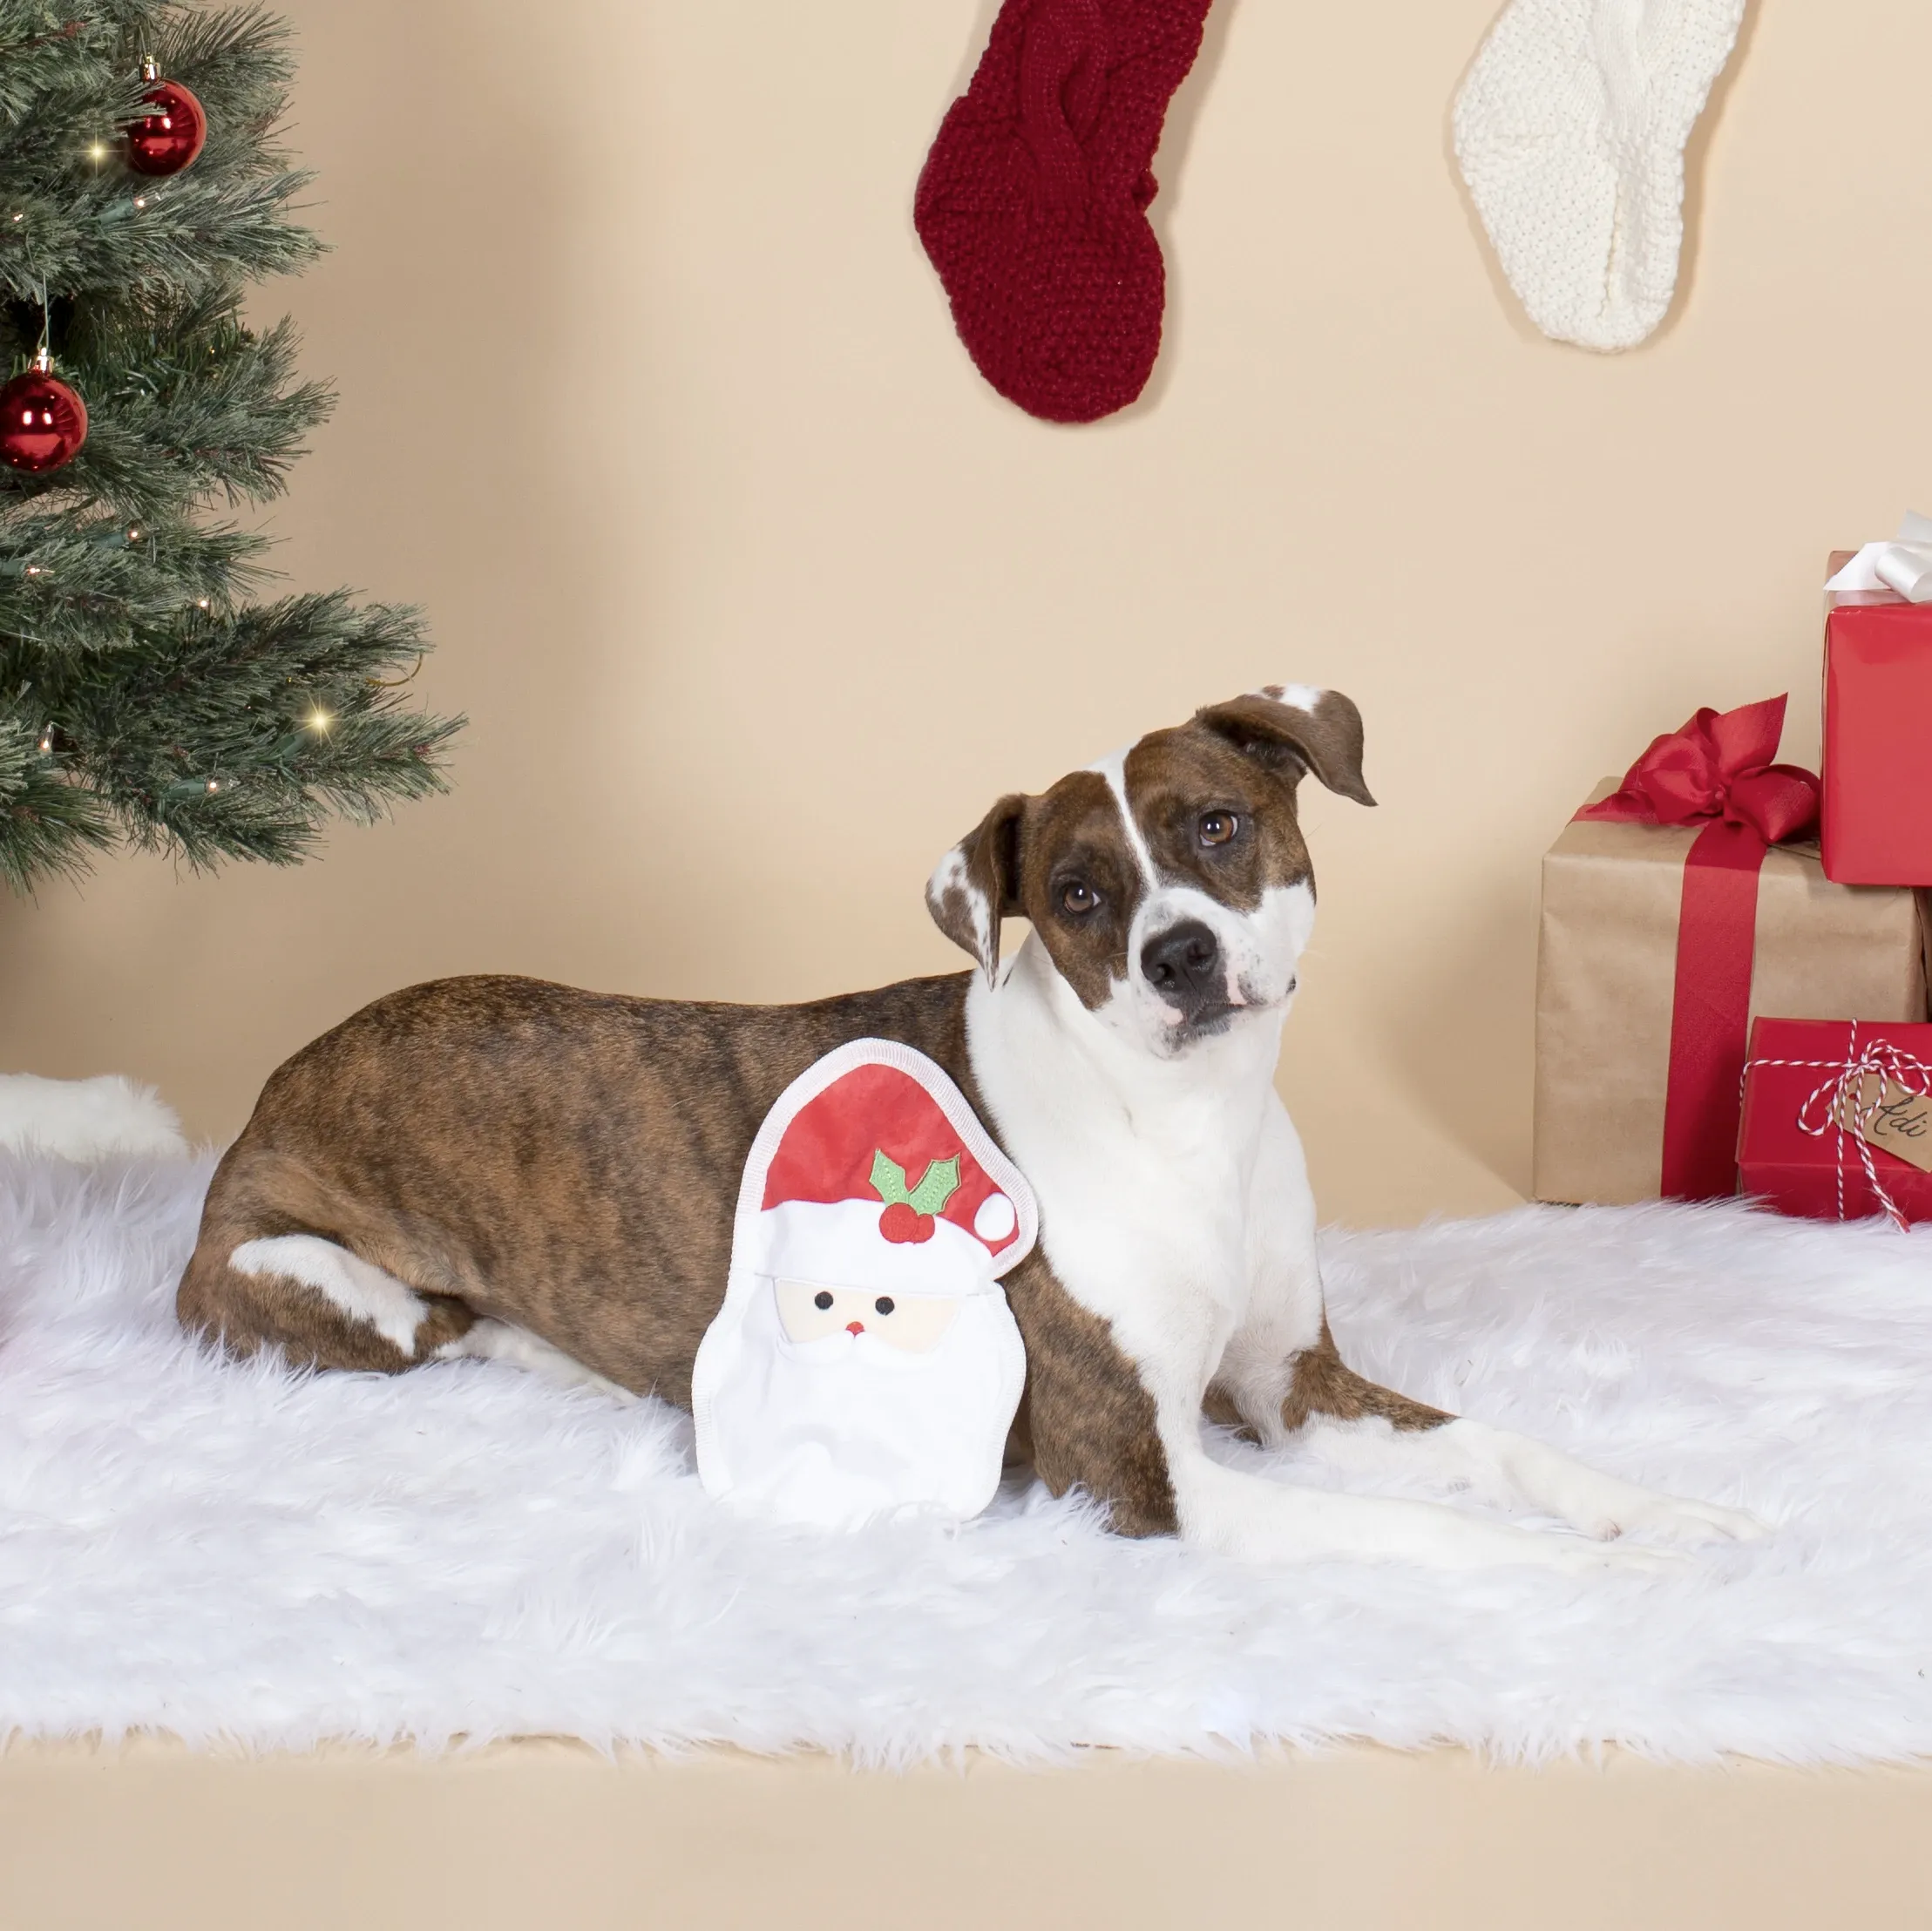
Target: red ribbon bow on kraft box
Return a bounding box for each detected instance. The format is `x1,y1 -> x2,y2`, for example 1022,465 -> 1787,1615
1576,695 -> 1820,1199
1533,696 -> 1929,1209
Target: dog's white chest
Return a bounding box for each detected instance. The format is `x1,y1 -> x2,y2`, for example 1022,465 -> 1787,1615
966,945 -> 1306,1392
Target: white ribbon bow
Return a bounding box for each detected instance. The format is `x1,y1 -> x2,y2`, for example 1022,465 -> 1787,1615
1826,511 -> 1932,604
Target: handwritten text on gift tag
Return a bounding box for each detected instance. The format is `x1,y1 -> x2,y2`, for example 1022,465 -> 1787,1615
1837,1074 -> 1932,1174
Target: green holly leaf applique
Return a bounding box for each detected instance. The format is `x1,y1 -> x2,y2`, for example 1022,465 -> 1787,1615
870,1150 -> 912,1208
868,1149 -> 961,1216
907,1155 -> 960,1216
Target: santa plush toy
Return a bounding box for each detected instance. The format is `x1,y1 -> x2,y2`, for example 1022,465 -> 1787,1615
692,1040 -> 1035,1530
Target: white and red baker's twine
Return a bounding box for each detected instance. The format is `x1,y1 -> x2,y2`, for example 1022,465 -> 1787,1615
1741,1022 -> 1932,1230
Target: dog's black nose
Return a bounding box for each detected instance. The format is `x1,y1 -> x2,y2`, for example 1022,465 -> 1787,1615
1141,920 -> 1223,1006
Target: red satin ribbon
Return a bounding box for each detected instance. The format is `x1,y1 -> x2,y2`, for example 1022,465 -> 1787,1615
1576,695 -> 1820,1201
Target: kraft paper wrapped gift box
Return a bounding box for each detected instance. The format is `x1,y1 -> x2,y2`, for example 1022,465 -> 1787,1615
1823,546 -> 1932,887
1534,758 -> 1929,1209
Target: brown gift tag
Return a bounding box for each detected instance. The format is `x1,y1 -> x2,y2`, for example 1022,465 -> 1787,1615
1837,1074 -> 1932,1173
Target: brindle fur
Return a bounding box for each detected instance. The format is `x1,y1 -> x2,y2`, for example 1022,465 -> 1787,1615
178,971 -> 1184,1531
1205,1321 -> 1448,1440
180,692 -> 1444,1543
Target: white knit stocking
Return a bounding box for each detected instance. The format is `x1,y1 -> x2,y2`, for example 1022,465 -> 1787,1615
1453,0 -> 1746,351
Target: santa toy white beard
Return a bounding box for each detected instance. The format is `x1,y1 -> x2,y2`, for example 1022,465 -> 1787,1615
693,1280 -> 1026,1530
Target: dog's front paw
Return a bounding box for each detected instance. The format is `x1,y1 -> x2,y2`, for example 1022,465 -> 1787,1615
1542,1535 -> 1690,1578
1603,1494 -> 1769,1548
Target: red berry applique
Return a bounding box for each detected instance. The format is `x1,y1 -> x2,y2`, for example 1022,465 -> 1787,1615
870,1149 -> 960,1245
878,1203 -> 932,1243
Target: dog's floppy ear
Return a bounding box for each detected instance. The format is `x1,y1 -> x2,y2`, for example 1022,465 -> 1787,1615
927,793 -> 1027,987
1196,685 -> 1376,806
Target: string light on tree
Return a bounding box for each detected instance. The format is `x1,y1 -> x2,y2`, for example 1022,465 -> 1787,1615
125,56 -> 206,178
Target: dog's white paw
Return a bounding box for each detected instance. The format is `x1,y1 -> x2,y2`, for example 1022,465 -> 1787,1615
1468,1524 -> 1687,1577
1599,1494 -> 1769,1549
1547,1535 -> 1690,1578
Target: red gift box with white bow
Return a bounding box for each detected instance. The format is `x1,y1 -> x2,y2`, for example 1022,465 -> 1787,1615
1738,1018 -> 1932,1227
1824,532 -> 1932,887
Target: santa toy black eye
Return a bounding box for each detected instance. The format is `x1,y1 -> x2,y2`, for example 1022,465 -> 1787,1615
874,1296 -> 895,1316
1198,810 -> 1240,848
1059,878 -> 1100,916
813,1291 -> 833,1311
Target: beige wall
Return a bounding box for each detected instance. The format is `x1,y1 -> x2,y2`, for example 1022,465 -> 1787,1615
3,0 -> 1929,1227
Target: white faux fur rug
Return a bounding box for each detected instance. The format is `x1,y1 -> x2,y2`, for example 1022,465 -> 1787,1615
4,1152 -> 1932,1766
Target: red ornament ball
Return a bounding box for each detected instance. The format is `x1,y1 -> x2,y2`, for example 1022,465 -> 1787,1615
0,365 -> 88,474
126,78 -> 207,177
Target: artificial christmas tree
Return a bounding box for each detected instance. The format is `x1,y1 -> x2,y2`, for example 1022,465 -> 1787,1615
0,1 -> 457,893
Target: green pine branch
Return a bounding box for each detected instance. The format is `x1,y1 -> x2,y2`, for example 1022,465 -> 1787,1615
1,4 -> 319,301
37,291 -> 334,518
1,592 -> 458,873
3,508 -> 268,647
0,0 -> 459,893
0,700 -> 113,889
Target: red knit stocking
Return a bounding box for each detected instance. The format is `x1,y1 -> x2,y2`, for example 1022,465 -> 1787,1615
915,0 -> 1214,425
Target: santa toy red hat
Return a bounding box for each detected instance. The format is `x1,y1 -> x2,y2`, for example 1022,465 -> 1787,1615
742,1044 -> 1036,1298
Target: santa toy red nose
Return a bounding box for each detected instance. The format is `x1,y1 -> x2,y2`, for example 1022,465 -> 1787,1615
845,1321 -> 865,1335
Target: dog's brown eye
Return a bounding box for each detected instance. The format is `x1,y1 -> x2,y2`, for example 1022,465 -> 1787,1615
874,1296 -> 895,1316
813,1291 -> 833,1311
1198,811 -> 1239,848
1059,879 -> 1099,916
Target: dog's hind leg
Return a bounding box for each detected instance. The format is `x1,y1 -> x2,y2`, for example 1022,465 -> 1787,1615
179,1230 -> 477,1374
434,1318 -> 636,1400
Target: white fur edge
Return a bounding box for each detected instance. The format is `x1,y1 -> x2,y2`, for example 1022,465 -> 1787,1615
0,1074 -> 187,1162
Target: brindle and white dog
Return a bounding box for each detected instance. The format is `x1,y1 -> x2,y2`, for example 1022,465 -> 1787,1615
179,686 -> 1763,1570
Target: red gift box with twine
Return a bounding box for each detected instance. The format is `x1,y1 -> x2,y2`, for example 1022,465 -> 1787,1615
1739,1019 -> 1932,1227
